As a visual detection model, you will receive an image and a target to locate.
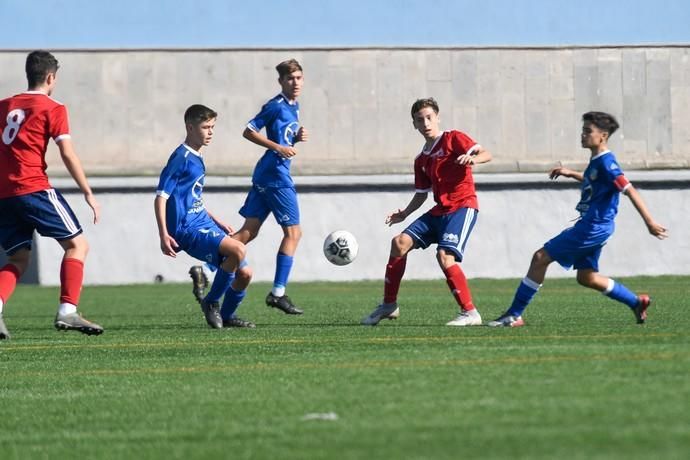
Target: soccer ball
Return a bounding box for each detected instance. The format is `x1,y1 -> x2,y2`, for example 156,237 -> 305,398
323,230 -> 358,266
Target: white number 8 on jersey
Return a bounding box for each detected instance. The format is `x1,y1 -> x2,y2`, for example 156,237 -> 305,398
2,109 -> 26,145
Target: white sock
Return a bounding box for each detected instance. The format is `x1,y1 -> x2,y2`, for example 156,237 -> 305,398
0,299 -> 4,314
58,303 -> 77,316
272,286 -> 286,297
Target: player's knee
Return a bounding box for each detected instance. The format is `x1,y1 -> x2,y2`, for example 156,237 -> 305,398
531,249 -> 549,267
7,250 -> 31,275
576,271 -> 595,287
236,265 -> 253,284
285,225 -> 302,242
390,234 -> 409,256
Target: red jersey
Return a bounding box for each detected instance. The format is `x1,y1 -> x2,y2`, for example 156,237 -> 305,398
0,91 -> 70,198
414,130 -> 480,216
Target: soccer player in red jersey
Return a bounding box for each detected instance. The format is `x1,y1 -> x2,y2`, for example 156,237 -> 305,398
362,97 -> 492,326
0,51 -> 103,340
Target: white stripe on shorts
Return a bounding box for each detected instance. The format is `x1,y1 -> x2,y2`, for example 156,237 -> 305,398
458,208 -> 476,254
47,189 -> 79,235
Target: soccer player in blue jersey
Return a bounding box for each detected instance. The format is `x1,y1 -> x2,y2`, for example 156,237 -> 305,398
488,112 -> 668,327
155,104 -> 255,329
232,59 -> 308,315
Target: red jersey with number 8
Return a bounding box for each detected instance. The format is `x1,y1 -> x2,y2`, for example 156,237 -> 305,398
0,91 -> 70,198
413,130 -> 481,216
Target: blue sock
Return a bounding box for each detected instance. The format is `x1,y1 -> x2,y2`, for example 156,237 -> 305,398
604,279 -> 638,309
507,277 -> 541,317
205,269 -> 235,303
272,252 -> 293,296
220,285 -> 247,320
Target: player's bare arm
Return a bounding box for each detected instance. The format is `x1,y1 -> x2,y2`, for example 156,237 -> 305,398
457,146 -> 492,166
549,166 -> 584,182
243,127 -> 297,158
57,138 -> 100,224
624,185 -> 668,239
386,192 -> 428,226
153,195 -> 178,257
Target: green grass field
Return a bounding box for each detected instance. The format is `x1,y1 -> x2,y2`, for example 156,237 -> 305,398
1,276 -> 689,460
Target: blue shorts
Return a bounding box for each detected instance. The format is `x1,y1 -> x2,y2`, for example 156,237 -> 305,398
543,225 -> 610,271
0,189 -> 83,255
239,185 -> 300,226
403,208 -> 478,262
176,221 -> 227,269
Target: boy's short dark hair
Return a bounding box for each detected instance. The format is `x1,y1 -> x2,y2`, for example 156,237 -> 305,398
276,59 -> 303,79
411,98 -> 440,119
26,50 -> 59,88
184,104 -> 217,125
582,111 -> 619,135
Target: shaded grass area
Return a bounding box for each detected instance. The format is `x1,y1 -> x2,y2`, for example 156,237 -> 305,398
1,277 -> 689,459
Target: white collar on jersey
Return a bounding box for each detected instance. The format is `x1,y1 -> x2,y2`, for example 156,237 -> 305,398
591,149 -> 612,160
279,92 -> 298,105
182,143 -> 203,158
24,90 -> 49,95
421,131 -> 446,154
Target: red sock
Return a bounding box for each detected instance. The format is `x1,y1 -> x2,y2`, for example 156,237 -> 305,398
444,264 -> 475,311
60,258 -> 84,306
383,256 -> 407,304
0,264 -> 21,305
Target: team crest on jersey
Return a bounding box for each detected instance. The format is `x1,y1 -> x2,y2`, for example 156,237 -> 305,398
589,169 -> 598,181
284,122 -> 300,145
442,233 -> 460,244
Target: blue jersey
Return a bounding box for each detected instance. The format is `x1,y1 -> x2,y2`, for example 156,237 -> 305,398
156,143 -> 214,237
247,93 -> 300,187
574,150 -> 630,234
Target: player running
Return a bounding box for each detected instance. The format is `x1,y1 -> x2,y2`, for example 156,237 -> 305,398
362,97 -> 492,326
0,50 -> 103,339
488,111 -> 668,327
231,59 -> 308,315
155,105 -> 254,329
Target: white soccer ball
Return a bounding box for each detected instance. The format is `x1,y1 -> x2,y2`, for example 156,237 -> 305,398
323,230 -> 358,266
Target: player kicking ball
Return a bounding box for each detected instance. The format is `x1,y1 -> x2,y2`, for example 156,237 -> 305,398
0,51 -> 103,340
488,111 -> 668,327
362,97 -> 492,326
155,105 -> 255,329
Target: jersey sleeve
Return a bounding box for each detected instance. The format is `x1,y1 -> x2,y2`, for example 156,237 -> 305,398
49,104 -> 71,143
602,155 -> 631,192
413,155 -> 432,192
156,152 -> 186,199
450,130 -> 480,156
247,100 -> 280,132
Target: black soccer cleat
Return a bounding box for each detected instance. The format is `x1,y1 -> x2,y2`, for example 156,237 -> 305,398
189,265 -> 209,304
200,299 -> 223,329
222,317 -> 256,328
265,292 -> 303,315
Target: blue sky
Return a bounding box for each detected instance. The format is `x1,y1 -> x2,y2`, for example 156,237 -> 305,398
1,0 -> 689,48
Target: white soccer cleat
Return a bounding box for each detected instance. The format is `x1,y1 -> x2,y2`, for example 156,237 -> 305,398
446,309 -> 482,326
486,314 -> 525,327
361,304 -> 400,326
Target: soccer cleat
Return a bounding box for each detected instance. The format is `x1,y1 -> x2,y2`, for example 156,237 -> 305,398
200,300 -> 223,329
222,317 -> 256,328
0,314 -> 10,340
361,304 -> 400,326
54,312 -> 104,335
634,294 -> 651,324
265,293 -> 304,315
486,313 -> 525,328
446,309 -> 483,326
189,265 -> 209,304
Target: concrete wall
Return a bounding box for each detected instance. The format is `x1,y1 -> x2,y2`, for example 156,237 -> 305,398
1,46 -> 689,176
7,172 -> 686,287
